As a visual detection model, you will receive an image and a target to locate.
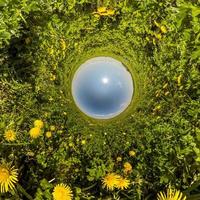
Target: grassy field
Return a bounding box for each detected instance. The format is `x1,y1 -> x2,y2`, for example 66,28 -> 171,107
0,0 -> 200,199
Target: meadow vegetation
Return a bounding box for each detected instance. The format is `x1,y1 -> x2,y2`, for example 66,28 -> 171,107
0,0 -> 200,199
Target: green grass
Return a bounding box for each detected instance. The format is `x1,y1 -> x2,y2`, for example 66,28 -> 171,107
0,0 -> 200,199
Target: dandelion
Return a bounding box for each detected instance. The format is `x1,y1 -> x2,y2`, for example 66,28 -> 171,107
102,173 -> 120,191
29,127 -> 41,139
94,13 -> 100,18
46,131 -> 52,138
50,74 -> 56,81
52,183 -> 73,200
129,150 -> 136,157
97,7 -> 107,13
48,48 -> 54,55
116,177 -> 130,190
157,187 -> 186,200
96,7 -> 115,16
107,9 -> 115,15
123,162 -> 132,174
116,157 -> 122,162
153,105 -> 161,112
4,130 -> 16,142
0,162 -> 18,193
49,97 -> 54,101
81,140 -> 86,145
50,125 -> 56,131
160,25 -> 167,33
57,130 -> 63,134
69,143 -> 73,147
34,119 -> 44,129
155,33 -> 162,40
27,151 -> 35,157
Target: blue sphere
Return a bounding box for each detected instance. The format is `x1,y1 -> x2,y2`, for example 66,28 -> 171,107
71,57 -> 134,119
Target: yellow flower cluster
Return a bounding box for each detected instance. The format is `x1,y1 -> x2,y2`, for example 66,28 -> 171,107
50,125 -> 56,131
157,187 -> 186,200
93,7 -> 115,17
123,162 -> 132,174
29,119 -> 44,139
45,125 -> 56,138
0,161 -> 18,193
102,173 -> 130,191
116,150 -> 136,162
34,119 -> 44,128
50,74 -> 56,81
46,131 -> 52,138
52,183 -> 73,200
4,130 -> 16,142
129,150 -> 136,157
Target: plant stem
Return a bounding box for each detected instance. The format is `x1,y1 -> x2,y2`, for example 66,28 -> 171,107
2,143 -> 30,146
82,183 -> 97,191
16,183 -> 33,200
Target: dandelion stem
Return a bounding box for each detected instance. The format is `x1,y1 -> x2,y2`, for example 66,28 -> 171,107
16,183 -> 33,200
2,143 -> 30,146
82,183 -> 97,191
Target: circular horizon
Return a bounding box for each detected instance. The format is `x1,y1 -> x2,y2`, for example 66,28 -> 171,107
71,57 -> 134,119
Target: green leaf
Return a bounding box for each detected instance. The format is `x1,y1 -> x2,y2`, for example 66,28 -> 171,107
191,48 -> 200,60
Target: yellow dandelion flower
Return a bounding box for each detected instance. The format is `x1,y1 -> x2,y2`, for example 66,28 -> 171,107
34,119 -> 44,129
81,140 -> 86,145
50,125 -> 56,131
106,9 -> 115,16
116,177 -> 130,190
4,130 -> 16,142
94,13 -> 100,18
157,187 -> 186,200
160,25 -> 167,33
97,7 -> 107,13
123,162 -> 132,174
102,173 -> 120,191
69,143 -> 73,147
46,131 -> 52,138
153,105 -> 161,112
29,127 -> 41,139
129,150 -> 136,157
155,33 -> 162,40
52,183 -> 73,200
116,157 -> 122,162
49,97 -> 53,101
48,48 -> 54,55
50,74 -> 56,81
0,162 -> 18,193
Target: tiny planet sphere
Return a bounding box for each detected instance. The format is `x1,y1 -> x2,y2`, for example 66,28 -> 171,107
71,57 -> 134,119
